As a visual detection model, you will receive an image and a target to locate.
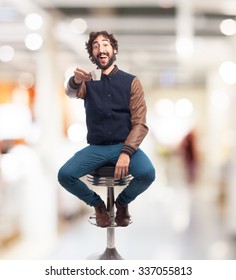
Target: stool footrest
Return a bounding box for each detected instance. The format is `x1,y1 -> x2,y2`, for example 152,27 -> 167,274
89,214 -> 132,227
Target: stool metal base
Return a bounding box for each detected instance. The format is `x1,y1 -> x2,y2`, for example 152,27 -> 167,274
98,247 -> 123,260
87,247 -> 123,260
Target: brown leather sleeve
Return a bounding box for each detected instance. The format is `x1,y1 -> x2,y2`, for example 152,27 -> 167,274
121,77 -> 149,156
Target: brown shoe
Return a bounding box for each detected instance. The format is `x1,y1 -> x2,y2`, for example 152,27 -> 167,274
115,201 -> 131,227
94,203 -> 111,228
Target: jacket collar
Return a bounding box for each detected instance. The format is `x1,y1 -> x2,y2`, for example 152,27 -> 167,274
102,65 -> 118,78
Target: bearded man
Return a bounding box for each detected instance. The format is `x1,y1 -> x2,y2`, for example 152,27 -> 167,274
58,31 -> 155,227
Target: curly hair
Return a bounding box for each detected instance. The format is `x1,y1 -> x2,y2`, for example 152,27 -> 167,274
85,31 -> 118,64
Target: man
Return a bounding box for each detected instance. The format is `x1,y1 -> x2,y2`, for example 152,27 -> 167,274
58,31 -> 155,227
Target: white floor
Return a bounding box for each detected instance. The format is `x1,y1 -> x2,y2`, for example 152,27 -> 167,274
0,158 -> 235,260
44,182 -> 234,260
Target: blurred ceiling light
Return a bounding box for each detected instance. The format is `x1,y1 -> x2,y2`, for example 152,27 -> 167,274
0,45 -> 15,62
70,18 -> 87,34
67,123 -> 86,143
24,33 -> 43,51
220,19 -> 236,36
175,98 -> 193,117
219,61 -> 236,85
18,72 -> 35,89
175,37 -> 194,58
155,98 -> 174,117
24,13 -> 43,31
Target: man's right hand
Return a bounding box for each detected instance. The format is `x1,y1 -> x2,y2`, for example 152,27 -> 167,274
74,68 -> 91,84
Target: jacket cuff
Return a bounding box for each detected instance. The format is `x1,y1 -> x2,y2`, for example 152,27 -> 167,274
69,76 -> 82,89
121,145 -> 136,157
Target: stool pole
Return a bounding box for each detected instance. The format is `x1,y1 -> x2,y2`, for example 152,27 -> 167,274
98,186 -> 123,260
107,187 -> 115,248
87,165 -> 132,260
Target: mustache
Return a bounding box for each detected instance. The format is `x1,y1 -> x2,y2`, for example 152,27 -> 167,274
98,52 -> 109,57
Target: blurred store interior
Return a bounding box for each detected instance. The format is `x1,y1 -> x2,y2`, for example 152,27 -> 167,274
1,0 -> 236,260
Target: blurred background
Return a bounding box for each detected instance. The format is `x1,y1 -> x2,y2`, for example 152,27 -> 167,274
1,0 -> 236,260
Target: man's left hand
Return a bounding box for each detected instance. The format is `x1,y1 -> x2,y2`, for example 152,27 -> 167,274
114,153 -> 130,180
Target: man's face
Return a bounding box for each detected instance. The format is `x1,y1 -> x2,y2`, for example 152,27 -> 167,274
92,35 -> 116,70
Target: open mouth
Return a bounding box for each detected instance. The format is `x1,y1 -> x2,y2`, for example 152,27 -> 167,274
98,53 -> 109,63
99,56 -> 107,62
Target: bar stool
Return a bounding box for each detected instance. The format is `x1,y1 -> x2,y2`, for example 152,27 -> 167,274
87,164 -> 132,260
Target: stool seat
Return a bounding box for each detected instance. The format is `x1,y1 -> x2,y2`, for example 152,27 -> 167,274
87,164 -> 132,187
89,165 -> 116,177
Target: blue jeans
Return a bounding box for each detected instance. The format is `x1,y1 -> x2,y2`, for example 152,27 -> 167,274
58,144 -> 155,207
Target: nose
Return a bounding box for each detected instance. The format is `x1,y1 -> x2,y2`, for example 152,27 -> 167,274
99,45 -> 105,53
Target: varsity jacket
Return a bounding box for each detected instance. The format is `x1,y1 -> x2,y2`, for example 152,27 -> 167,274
66,66 -> 148,157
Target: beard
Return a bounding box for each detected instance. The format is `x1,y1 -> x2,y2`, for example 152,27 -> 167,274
93,53 -> 116,70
